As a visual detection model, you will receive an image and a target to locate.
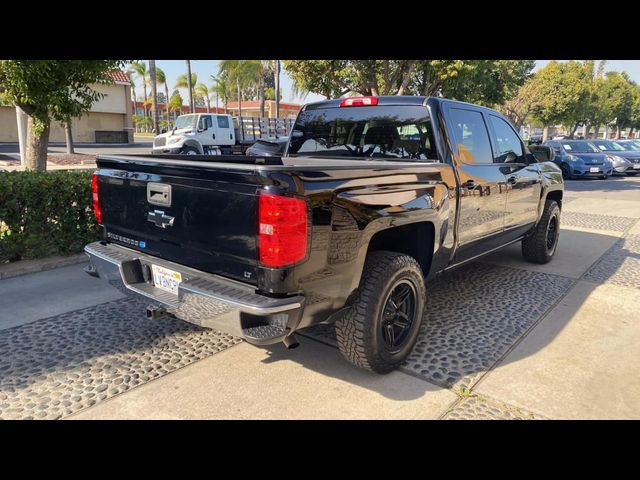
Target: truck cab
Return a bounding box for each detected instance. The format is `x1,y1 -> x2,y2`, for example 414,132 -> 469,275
152,113 -> 236,155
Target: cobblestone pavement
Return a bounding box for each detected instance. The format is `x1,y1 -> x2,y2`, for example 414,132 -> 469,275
0,297 -> 240,420
584,234 -> 640,288
560,211 -> 637,233
303,263 -> 574,390
443,395 -> 544,420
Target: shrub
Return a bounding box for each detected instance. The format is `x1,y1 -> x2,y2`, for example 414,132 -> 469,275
0,170 -> 99,263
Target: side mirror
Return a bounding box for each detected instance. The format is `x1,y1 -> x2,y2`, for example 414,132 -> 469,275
529,145 -> 555,163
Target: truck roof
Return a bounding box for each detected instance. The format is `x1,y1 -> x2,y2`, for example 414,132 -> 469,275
302,95 -> 499,113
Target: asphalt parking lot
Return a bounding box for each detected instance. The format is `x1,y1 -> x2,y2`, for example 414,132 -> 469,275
1,175 -> 639,419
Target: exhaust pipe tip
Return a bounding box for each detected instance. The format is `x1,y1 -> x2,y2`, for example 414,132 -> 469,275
83,264 -> 99,278
282,334 -> 300,350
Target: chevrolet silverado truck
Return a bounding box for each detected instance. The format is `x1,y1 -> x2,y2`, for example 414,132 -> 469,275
85,96 -> 563,373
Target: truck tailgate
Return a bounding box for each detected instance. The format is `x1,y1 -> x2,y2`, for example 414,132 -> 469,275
95,155 -> 268,285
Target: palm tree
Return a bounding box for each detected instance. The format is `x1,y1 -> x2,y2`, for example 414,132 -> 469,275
186,60 -> 194,112
258,61 -> 272,118
156,67 -> 171,125
272,60 -> 281,118
130,61 -> 149,119
125,65 -> 138,115
195,83 -> 211,112
211,74 -> 230,113
149,60 -> 159,134
218,60 -> 261,118
175,71 -> 198,113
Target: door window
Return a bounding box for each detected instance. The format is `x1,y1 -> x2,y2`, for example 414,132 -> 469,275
199,115 -> 212,130
488,115 -> 524,163
449,108 -> 493,164
217,115 -> 230,129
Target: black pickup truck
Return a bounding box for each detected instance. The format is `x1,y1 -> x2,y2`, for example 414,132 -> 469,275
85,96 -> 563,373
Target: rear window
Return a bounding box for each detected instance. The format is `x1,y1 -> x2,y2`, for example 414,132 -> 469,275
287,105 -> 437,161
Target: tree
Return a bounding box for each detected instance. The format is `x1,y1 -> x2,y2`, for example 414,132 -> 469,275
195,83 -> 211,112
176,71 -> 198,112
148,60 -> 159,134
272,60 -> 281,118
156,67 -> 171,124
218,60 -> 261,118
168,90 -> 184,125
283,60 -> 534,105
525,61 -> 592,140
186,60 -> 194,112
211,74 -> 230,113
598,72 -> 636,138
130,61 -> 148,118
0,60 -> 126,170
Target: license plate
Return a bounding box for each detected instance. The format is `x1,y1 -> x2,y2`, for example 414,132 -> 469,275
590,167 -> 599,173
151,264 -> 182,295
634,164 -> 640,169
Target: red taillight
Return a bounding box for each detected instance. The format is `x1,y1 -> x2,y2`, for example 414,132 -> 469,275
339,96 -> 378,107
91,173 -> 103,225
258,194 -> 307,268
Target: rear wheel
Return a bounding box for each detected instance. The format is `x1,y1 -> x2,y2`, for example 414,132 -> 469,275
334,251 -> 426,374
181,145 -> 199,155
522,199 -> 560,264
560,163 -> 572,180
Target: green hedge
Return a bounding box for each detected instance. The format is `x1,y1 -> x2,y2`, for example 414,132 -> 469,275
0,170 -> 99,263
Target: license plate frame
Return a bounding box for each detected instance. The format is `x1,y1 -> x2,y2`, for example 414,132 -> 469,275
634,164 -> 640,170
151,264 -> 182,296
589,167 -> 599,173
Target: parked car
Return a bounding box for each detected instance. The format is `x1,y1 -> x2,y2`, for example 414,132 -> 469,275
86,96 -> 563,373
245,137 -> 289,157
591,139 -> 640,176
544,140 -> 613,179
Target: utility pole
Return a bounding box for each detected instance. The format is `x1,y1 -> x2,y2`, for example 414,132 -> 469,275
149,60 -> 159,135
186,60 -> 194,113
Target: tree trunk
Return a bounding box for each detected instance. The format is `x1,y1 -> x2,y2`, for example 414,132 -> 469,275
584,124 -> 591,139
593,125 -> 600,139
206,96 -> 211,113
215,94 -> 219,112
25,116 -> 50,171
142,82 -> 148,131
237,79 -> 242,118
149,60 -> 159,135
615,125 -> 620,139
570,123 -> 579,138
542,126 -> 549,142
258,73 -> 265,118
65,119 -> 74,154
165,85 -> 171,127
186,60 -> 194,113
274,60 -> 280,119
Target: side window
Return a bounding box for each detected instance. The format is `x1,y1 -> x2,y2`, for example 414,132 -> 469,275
488,115 -> 524,163
449,108 -> 493,164
199,116 -> 212,130
217,115 -> 230,129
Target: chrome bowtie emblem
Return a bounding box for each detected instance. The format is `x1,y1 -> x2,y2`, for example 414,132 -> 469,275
147,210 -> 175,229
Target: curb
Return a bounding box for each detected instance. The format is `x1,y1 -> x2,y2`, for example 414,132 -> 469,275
0,253 -> 87,280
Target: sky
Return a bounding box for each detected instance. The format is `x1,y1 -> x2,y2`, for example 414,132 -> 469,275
136,60 -> 640,108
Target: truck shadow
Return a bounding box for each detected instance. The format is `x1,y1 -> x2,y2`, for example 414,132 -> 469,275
275,226 -> 639,397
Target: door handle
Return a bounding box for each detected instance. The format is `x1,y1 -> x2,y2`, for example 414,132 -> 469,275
212,133 -> 216,139
507,176 -> 517,185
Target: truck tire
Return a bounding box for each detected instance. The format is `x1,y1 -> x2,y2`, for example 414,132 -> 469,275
335,251 -> 426,374
181,145 -> 199,155
521,199 -> 560,264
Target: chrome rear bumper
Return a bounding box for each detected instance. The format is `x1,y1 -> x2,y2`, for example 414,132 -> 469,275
84,242 -> 304,345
